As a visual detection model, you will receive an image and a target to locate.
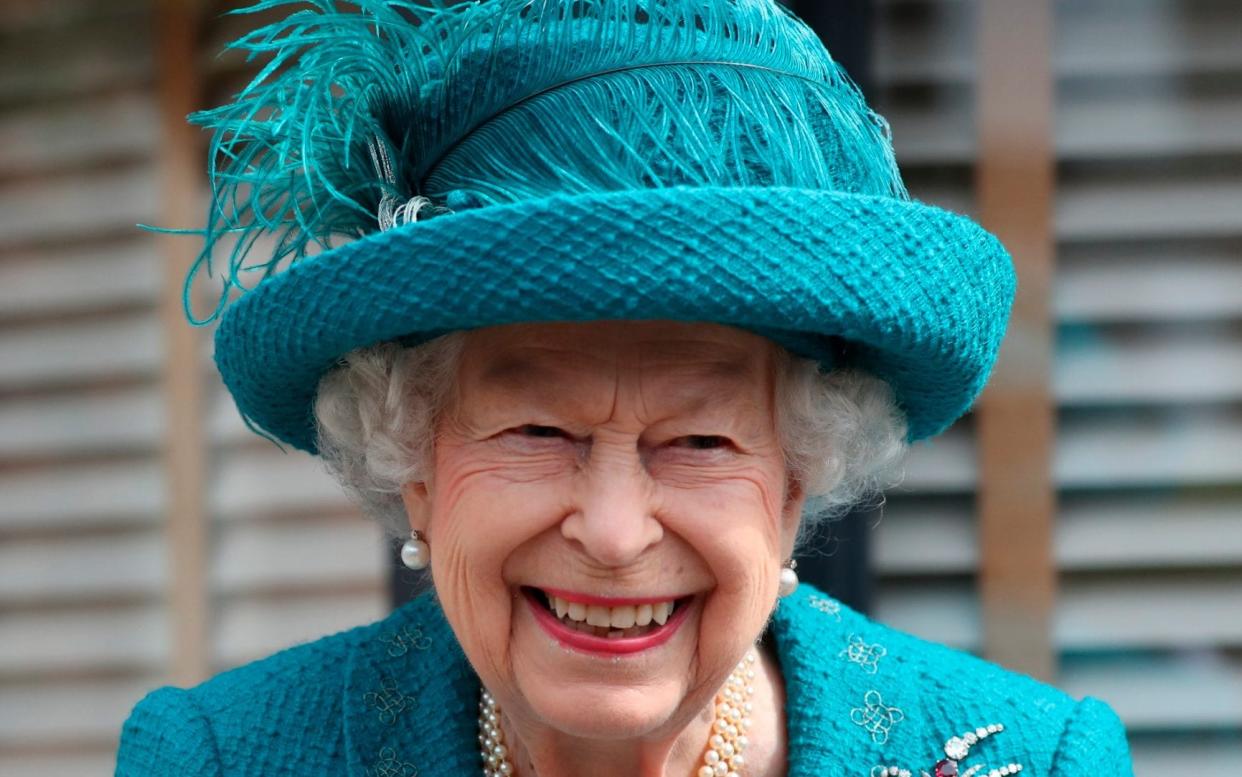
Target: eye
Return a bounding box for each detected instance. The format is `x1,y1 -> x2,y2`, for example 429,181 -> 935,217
513,424 -> 570,439
673,434 -> 733,450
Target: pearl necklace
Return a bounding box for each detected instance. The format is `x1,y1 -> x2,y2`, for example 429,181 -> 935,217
477,649 -> 757,777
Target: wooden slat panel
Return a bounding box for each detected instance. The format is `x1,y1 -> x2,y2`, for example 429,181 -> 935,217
0,164 -> 158,247
1056,408 -> 1242,488
0,461 -> 162,532
0,313 -> 161,389
896,426 -> 977,493
877,492 -> 1242,574
1129,739 -> 1242,772
0,676 -> 160,745
213,519 -> 383,593
0,532 -> 164,605
874,580 -> 979,652
1056,244 -> 1242,323
1056,168 -> 1242,242
0,754 -> 118,777
1056,0 -> 1242,79
1057,574 -> 1242,650
1058,493 -> 1242,569
0,91 -> 157,177
1060,652 -> 1242,729
0,606 -> 165,676
209,446 -> 355,518
213,591 -> 386,668
1055,322 -> 1242,405
0,387 -> 162,460
0,240 -> 159,319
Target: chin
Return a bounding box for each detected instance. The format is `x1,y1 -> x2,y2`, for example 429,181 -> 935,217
518,680 -> 688,740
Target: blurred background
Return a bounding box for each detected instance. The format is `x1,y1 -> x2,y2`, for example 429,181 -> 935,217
1,0 -> 1241,773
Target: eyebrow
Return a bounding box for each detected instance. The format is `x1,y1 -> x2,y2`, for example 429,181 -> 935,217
480,352 -> 759,388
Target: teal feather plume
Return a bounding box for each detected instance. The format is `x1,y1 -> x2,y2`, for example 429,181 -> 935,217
181,0 -> 908,324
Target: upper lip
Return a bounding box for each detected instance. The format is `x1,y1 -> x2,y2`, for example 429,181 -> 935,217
531,586 -> 693,607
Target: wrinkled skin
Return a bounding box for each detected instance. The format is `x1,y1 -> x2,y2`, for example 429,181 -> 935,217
401,321 -> 803,777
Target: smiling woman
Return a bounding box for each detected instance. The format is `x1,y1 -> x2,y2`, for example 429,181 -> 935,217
314,321 -> 904,774
114,0 -> 1133,775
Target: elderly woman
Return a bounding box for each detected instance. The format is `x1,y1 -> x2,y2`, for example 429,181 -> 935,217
117,0 -> 1133,775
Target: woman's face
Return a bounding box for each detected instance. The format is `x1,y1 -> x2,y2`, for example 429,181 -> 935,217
402,320 -> 804,742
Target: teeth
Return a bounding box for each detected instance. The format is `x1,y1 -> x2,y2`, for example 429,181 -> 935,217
652,601 -> 670,625
585,605 -> 611,627
610,605 -> 636,629
545,593 -> 679,631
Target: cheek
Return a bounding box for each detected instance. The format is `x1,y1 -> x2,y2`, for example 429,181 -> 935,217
660,469 -> 786,602
424,450 -> 573,675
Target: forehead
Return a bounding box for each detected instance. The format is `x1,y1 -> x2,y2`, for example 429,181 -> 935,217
456,321 -> 776,410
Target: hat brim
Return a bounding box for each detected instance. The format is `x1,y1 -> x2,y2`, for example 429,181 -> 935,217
214,185 -> 1014,451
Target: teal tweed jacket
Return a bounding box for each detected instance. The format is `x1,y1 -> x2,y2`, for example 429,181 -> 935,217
116,583 -> 1133,775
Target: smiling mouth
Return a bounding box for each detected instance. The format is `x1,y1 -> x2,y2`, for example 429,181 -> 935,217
521,586 -> 693,640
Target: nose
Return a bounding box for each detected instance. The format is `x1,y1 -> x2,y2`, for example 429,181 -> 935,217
560,439 -> 663,568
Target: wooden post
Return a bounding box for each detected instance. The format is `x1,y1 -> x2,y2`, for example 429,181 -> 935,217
975,0 -> 1057,681
155,0 -> 210,685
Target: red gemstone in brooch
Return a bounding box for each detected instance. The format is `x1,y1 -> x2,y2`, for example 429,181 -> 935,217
871,723 -> 1025,777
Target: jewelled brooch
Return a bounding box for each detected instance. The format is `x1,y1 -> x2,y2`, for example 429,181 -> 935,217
871,723 -> 1024,777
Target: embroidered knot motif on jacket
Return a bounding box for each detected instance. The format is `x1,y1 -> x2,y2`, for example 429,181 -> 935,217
379,624 -> 433,657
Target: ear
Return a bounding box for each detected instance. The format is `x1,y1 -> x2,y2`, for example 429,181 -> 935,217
780,474 -> 807,560
399,480 -> 432,534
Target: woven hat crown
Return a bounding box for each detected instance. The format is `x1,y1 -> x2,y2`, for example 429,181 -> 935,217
186,0 -> 908,323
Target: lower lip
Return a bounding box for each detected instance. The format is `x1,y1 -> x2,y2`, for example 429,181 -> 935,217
524,589 -> 693,656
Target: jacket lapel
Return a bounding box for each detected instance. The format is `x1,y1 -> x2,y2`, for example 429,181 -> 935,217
342,591 -> 481,776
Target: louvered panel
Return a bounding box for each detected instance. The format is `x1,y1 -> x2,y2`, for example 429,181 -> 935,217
872,497 -> 976,576
0,606 -> 166,677
1050,1 -> 1242,767
0,164 -> 158,248
873,0 -> 972,87
0,532 -> 164,607
1057,166 -> 1242,242
0,2 -> 152,105
208,444 -> 354,519
212,591 -> 387,668
877,492 -> 1242,575
1060,652 -> 1242,730
1057,0 -> 1242,79
1127,741 -> 1242,772
898,424 -> 977,493
0,5 -> 167,774
1055,322 -> 1242,405
0,240 -> 159,319
0,313 -> 161,390
873,580 -> 979,652
0,676 -> 162,748
0,460 -> 162,532
1056,241 -> 1242,323
1056,407 -> 1242,488
0,754 -> 118,777
1058,85 -> 1242,161
0,387 -> 162,461
1058,574 -> 1242,650
213,519 -> 384,594
0,91 -> 157,177
1058,492 -> 1242,570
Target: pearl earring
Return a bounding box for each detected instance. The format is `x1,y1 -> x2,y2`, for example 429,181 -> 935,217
778,558 -> 799,598
400,530 -> 430,570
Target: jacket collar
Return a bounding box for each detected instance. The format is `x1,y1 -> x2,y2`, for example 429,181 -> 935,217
342,583 -> 875,775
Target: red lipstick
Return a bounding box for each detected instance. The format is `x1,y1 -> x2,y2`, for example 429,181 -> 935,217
523,588 -> 693,656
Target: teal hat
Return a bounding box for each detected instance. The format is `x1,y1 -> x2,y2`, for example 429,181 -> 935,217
186,0 -> 1015,452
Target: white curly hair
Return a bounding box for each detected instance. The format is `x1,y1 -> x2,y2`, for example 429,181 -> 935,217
313,332 -> 908,548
